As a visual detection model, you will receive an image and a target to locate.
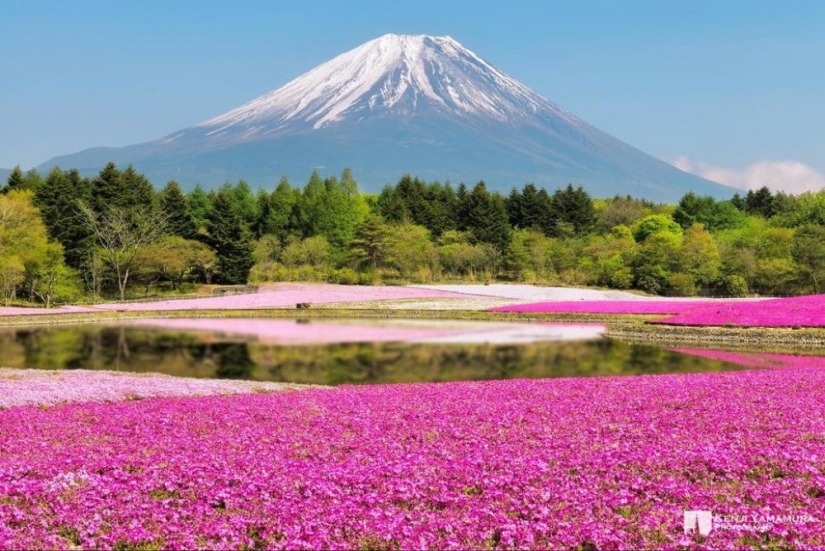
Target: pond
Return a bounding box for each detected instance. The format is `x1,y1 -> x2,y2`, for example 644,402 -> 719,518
0,318 -> 793,385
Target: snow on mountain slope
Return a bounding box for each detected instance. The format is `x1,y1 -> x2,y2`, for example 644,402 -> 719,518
197,34 -> 576,137
38,34 -> 736,201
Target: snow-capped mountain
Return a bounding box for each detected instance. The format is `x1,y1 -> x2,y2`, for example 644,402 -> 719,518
39,33 -> 734,201
197,34 -> 572,134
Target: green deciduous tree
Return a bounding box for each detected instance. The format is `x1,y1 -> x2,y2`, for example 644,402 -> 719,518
679,223 -> 721,295
792,224 -> 825,293
79,203 -> 169,300
0,191 -> 54,304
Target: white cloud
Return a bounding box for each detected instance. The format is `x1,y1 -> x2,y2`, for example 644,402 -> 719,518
672,156 -> 825,194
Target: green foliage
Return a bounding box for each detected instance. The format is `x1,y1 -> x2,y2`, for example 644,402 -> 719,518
3,166 -> 26,193
672,192 -> 744,232
632,230 -> 681,294
34,168 -> 93,269
581,230 -> 637,288
383,222 -> 435,279
23,242 -> 80,307
134,236 -> 217,290
464,182 -> 511,251
350,214 -> 389,270
773,190 -> 825,227
7,163 -> 825,301
0,191 -> 67,305
679,223 -> 721,291
744,186 -> 776,217
280,236 -> 331,270
551,184 -> 597,236
597,195 -> 647,233
718,274 -> 749,297
294,169 -> 368,249
632,214 -> 682,242
205,193 -> 255,284
792,224 -> 825,292
504,229 -> 552,281
159,181 -> 196,239
185,185 -> 213,237
91,163 -> 155,214
377,175 -> 458,237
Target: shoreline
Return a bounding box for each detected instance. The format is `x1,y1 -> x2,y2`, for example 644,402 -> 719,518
0,307 -> 824,349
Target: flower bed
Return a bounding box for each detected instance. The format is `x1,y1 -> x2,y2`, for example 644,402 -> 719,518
1,369 -> 824,549
0,368 -> 309,409
91,283 -> 479,312
654,294 -> 825,327
489,300 -> 736,315
672,348 -> 825,370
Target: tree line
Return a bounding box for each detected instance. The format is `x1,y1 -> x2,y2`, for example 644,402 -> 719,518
2,163 -> 824,306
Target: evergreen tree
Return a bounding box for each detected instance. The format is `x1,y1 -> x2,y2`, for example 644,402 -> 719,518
464,182 -> 511,251
121,165 -> 156,208
377,184 -> 410,223
34,168 -> 93,269
730,193 -> 746,211
3,166 -> 25,193
206,193 -> 255,284
267,176 -> 298,242
506,187 -> 524,228
159,181 -> 196,239
455,183 -> 469,231
252,189 -> 272,238
745,186 -> 776,218
186,185 -> 212,237
551,184 -> 596,235
350,214 -> 389,269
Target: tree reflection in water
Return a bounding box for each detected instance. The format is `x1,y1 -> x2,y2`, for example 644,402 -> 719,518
0,324 -> 753,385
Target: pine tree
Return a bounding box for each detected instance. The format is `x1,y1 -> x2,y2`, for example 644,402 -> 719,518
350,214 -> 389,269
34,168 -> 93,269
267,176 -> 297,243
464,182 -> 511,251
159,181 -> 196,239
506,187 -> 524,228
206,193 -> 255,284
455,182 -> 469,231
551,184 -> 596,235
186,185 -> 213,237
3,166 -> 25,193
745,186 -> 775,217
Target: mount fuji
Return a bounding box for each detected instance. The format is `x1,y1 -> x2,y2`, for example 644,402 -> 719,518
39,34 -> 733,201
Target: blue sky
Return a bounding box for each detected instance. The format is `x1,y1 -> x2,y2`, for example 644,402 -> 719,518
2,0 -> 824,191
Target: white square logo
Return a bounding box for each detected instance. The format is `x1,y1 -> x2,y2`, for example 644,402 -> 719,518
684,510 -> 713,536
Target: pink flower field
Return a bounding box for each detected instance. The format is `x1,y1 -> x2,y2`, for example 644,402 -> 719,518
654,294 -> 825,327
92,283 -> 479,312
490,300 -> 731,315
491,294 -> 825,328
0,369 -> 309,409
672,348 -> 825,370
2,368 -> 824,549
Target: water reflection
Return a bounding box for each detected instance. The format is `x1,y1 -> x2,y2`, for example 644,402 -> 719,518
0,323 -> 763,385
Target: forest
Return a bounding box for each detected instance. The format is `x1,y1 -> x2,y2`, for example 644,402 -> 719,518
2,163 -> 824,306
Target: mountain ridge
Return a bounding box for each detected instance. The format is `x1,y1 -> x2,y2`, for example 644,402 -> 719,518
38,33 -> 734,202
